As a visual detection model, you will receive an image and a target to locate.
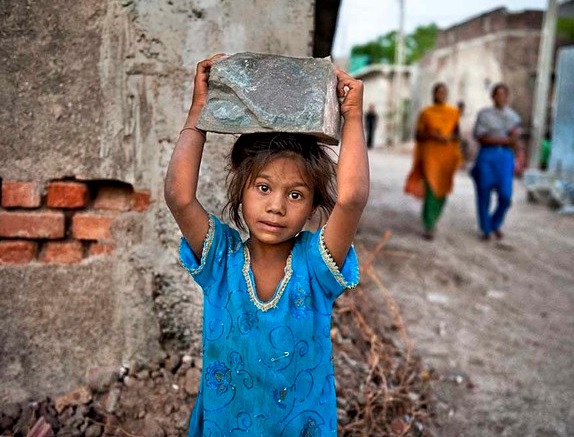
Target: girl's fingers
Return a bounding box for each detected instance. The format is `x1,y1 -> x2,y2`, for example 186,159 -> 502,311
197,53 -> 227,73
335,68 -> 361,97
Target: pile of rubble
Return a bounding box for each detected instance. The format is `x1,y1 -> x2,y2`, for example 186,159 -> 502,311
0,354 -> 201,437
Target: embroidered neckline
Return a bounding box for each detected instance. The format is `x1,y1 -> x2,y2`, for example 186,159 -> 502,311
242,245 -> 293,312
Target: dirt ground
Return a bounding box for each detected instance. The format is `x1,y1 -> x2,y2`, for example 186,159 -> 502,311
3,148 -> 573,437
356,148 -> 574,437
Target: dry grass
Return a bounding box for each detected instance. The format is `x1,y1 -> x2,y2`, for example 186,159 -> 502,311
334,231 -> 434,436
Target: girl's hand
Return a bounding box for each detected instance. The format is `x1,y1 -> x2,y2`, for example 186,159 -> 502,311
336,69 -> 364,119
191,53 -> 226,111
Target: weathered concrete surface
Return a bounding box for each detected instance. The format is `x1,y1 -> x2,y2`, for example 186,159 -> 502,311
197,52 -> 341,144
0,0 -> 316,403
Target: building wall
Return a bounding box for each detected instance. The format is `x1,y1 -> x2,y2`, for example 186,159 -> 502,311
550,47 -> 574,182
415,9 -> 543,158
0,0 -> 315,403
356,66 -> 412,147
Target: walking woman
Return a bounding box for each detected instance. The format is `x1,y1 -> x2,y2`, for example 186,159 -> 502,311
471,83 -> 521,240
405,83 -> 462,240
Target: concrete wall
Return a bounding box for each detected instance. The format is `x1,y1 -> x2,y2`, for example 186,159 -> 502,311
549,47 -> 574,182
0,0 -> 315,403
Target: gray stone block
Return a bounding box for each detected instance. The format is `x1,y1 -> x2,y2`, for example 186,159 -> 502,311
197,52 -> 341,145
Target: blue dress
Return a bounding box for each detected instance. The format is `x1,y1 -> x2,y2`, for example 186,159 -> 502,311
179,215 -> 359,436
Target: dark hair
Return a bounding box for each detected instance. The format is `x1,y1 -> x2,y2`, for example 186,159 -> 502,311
432,82 -> 448,102
491,83 -> 509,98
224,133 -> 337,231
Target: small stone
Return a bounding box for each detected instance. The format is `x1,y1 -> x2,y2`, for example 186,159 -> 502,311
54,386 -> 92,413
144,417 -> 165,437
85,424 -> 103,437
184,368 -> 200,396
2,402 -> 22,418
86,366 -> 119,393
197,52 -> 341,145
104,388 -> 121,414
103,414 -> 119,435
0,415 -> 15,430
390,416 -> 408,434
426,292 -> 450,304
27,417 -> 54,437
164,353 -> 181,373
136,370 -> 150,380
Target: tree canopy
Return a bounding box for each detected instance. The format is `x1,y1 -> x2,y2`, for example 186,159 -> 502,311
351,23 -> 438,65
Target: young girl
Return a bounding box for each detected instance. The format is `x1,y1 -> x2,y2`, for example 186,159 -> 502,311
164,54 -> 369,436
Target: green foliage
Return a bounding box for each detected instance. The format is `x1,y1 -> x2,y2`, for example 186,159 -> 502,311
351,24 -> 438,65
557,18 -> 574,43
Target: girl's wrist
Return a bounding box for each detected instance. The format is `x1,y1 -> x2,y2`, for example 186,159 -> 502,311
180,126 -> 206,139
342,113 -> 363,124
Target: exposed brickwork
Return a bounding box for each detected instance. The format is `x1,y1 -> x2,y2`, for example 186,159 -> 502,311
89,242 -> 115,257
94,186 -> 133,211
0,211 -> 65,239
41,241 -> 84,264
72,213 -> 115,242
133,190 -> 152,212
1,181 -> 42,208
0,240 -> 37,264
0,179 -> 150,263
47,181 -> 90,209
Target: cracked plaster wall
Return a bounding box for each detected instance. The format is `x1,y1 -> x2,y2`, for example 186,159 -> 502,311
0,0 -> 315,402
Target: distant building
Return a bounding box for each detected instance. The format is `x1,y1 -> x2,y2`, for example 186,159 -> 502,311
414,7 -> 544,158
415,4 -> 574,160
353,64 -> 413,147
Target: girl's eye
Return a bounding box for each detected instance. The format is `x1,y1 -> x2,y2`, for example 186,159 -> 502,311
257,184 -> 269,193
289,192 -> 302,200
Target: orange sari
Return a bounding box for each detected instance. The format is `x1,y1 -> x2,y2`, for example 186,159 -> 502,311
404,104 -> 462,199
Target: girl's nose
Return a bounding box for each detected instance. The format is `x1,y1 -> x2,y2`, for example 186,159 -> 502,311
266,193 -> 286,215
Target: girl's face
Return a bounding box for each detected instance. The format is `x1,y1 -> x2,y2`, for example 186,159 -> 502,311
242,156 -> 314,247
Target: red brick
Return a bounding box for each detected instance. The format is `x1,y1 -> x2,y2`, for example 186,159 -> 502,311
94,186 -> 133,211
47,181 -> 90,209
2,181 -> 42,208
40,241 -> 84,264
133,190 -> 151,212
0,240 -> 37,264
72,213 -> 115,241
88,242 -> 115,257
0,211 -> 65,239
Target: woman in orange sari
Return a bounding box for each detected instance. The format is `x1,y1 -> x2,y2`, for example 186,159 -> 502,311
404,83 -> 462,240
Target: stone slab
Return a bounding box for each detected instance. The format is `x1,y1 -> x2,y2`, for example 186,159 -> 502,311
197,52 -> 341,145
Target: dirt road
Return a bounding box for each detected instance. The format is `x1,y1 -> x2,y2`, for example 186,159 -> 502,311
356,149 -> 574,437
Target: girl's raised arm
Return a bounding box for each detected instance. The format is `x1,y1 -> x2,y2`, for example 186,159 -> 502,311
323,69 -> 370,268
164,54 -> 225,259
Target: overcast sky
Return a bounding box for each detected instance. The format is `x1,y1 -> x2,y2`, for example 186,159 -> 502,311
332,0 -> 551,57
